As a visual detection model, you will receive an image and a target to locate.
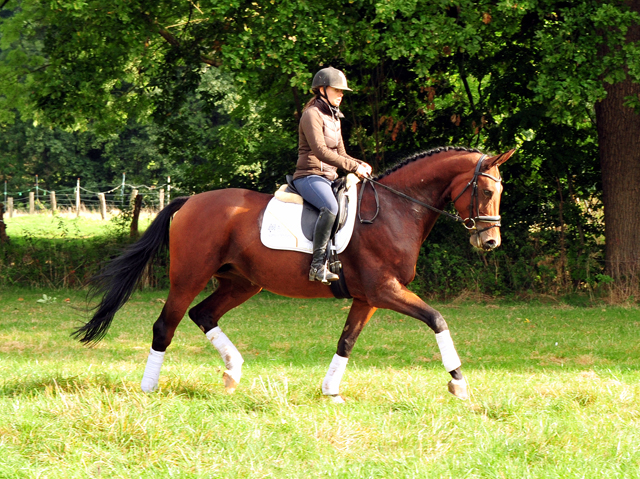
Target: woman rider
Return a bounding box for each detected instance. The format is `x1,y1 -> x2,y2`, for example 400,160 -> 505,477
293,67 -> 373,284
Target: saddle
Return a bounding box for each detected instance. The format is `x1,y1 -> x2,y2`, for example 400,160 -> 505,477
267,174 -> 360,299
279,175 -> 350,241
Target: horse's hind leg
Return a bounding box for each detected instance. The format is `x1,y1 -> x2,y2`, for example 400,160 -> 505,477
188,276 -> 262,393
140,284 -> 207,392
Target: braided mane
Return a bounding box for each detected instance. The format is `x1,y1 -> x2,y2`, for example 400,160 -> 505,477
373,146 -> 482,181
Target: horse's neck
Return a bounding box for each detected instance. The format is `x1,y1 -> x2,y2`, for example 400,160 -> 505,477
378,153 -> 471,239
380,154 -> 466,207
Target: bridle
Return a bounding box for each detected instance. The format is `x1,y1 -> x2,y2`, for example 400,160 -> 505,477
451,154 -> 502,233
357,154 -> 503,234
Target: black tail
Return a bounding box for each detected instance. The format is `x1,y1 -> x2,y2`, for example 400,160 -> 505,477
73,197 -> 190,344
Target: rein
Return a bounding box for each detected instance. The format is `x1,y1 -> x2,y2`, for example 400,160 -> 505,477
357,154 -> 502,234
358,177 -> 464,225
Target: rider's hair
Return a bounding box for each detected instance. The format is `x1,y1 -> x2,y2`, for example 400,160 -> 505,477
303,87 -> 323,112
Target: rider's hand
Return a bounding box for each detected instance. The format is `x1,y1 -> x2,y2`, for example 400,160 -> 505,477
356,162 -> 372,178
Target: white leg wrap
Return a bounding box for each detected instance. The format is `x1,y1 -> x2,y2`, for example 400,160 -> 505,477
322,354 -> 349,396
206,327 -> 244,383
435,330 -> 462,372
140,348 -> 165,393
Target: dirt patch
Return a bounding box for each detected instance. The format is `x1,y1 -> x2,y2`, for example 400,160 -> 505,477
575,355 -> 597,367
451,290 -> 495,304
0,341 -> 27,353
269,341 -> 291,352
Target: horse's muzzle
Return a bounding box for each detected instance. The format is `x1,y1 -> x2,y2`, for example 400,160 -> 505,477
470,231 -> 501,251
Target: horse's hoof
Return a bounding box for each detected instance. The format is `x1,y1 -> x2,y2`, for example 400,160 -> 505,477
327,394 -> 346,404
447,378 -> 469,400
140,380 -> 158,393
223,372 -> 238,394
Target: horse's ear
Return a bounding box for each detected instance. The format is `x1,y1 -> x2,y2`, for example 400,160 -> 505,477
483,149 -> 515,170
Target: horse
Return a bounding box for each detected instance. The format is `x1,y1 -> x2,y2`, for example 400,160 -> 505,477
74,146 -> 514,402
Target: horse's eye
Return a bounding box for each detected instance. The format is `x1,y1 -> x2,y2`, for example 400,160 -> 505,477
482,189 -> 492,198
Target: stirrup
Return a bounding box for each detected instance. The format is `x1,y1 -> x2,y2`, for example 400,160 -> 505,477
309,264 -> 339,284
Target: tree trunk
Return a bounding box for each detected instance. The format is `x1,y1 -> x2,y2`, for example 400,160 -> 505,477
595,0 -> 640,294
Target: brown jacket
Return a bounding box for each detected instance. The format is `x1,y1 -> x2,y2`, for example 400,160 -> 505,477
294,99 -> 361,181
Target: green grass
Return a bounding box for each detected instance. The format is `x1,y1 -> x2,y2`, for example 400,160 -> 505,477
1,214 -> 162,289
0,288 -> 639,478
4,213 -> 154,241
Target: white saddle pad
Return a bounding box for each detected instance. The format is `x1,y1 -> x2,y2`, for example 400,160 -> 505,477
260,176 -> 359,254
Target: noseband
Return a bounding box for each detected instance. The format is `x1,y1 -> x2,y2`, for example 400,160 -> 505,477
358,154 -> 502,234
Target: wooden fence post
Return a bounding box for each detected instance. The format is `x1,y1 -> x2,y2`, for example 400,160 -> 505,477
130,194 -> 143,238
0,202 -> 7,244
29,192 -> 35,214
7,197 -> 13,218
130,189 -> 138,207
50,191 -> 57,214
98,193 -> 107,220
75,179 -> 81,217
159,188 -> 165,210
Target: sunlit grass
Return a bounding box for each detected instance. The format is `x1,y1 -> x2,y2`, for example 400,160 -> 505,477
4,212 -> 154,240
1,288 -> 639,477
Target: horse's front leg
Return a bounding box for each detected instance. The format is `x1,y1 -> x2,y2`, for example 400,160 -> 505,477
323,299 -> 377,403
371,281 -> 469,400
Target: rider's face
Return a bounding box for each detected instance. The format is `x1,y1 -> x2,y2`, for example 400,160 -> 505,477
324,86 -> 344,107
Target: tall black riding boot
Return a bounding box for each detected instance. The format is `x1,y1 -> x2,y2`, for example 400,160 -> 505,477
309,207 -> 340,284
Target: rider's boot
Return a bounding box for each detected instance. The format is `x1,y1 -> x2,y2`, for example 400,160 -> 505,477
309,207 -> 339,284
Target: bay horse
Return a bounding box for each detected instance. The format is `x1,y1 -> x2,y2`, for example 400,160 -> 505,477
74,146 -> 513,402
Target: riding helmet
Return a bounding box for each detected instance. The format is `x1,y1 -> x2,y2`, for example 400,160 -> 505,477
311,67 -> 352,91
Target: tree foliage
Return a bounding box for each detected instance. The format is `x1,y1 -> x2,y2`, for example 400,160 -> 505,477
1,0 -> 639,295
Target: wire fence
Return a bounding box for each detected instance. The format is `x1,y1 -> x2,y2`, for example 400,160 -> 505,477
2,176 -> 183,218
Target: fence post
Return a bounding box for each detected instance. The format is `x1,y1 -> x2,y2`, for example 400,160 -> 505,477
121,172 -> 126,207
167,176 -> 171,203
130,194 -> 143,237
75,178 -> 81,217
50,191 -> 57,213
98,193 -> 107,220
159,188 -> 165,210
29,192 -> 35,215
130,189 -> 138,206
7,197 -> 13,218
0,202 -> 7,244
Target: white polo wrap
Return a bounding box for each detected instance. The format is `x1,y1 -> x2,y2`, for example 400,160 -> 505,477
322,354 -> 349,396
435,330 -> 462,372
206,327 -> 244,383
140,348 -> 165,392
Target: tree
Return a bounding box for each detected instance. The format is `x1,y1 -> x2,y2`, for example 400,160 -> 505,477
2,0 -> 639,295
374,1 -> 640,293
0,117 -> 178,195
594,0 -> 640,293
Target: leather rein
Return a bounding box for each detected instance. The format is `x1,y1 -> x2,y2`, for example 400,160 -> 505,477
357,154 -> 502,234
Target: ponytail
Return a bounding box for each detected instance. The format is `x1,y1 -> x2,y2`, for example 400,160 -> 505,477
303,88 -> 322,112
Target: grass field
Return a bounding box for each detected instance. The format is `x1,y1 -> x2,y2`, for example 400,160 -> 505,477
0,288 -> 639,478
4,212 -> 154,240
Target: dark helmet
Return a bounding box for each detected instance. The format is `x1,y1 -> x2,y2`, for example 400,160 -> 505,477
311,67 -> 351,91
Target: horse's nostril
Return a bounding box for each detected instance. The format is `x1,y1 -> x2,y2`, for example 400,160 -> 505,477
484,239 -> 497,250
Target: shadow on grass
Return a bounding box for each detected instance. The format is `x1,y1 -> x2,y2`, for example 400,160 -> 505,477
0,373 -> 124,397
2,357 -> 638,400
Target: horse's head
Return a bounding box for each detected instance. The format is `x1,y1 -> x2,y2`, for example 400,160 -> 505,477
451,150 -> 514,251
